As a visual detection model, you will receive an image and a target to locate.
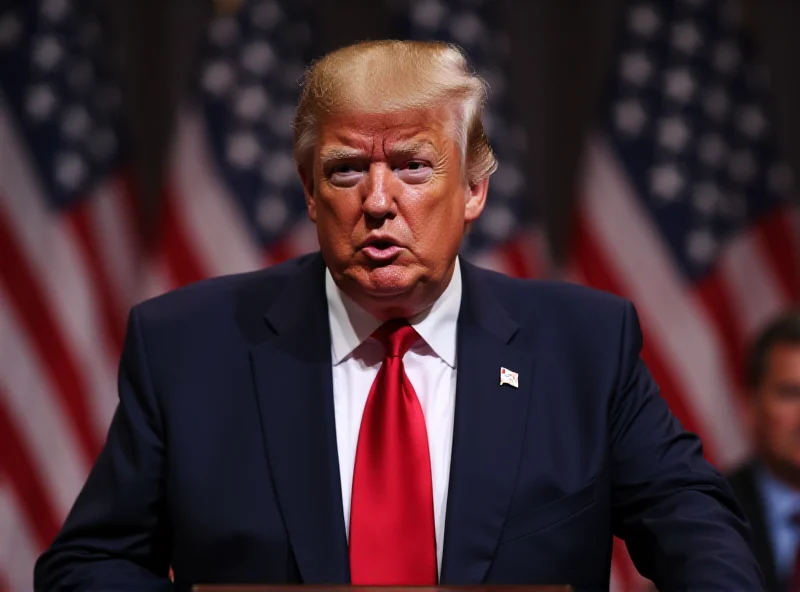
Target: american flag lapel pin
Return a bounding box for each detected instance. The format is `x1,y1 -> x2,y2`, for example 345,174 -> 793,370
500,367 -> 519,388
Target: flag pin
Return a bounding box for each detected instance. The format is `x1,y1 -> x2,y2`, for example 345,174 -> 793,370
500,367 -> 519,388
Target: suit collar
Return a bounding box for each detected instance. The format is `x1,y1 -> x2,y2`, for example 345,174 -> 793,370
325,268 -> 380,365
456,259 -> 519,344
262,252 -> 329,347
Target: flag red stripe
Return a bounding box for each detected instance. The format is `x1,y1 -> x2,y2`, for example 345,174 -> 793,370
159,186 -> 208,288
117,171 -> 147,254
67,201 -> 126,353
500,239 -> 536,279
0,208 -> 101,463
572,212 -> 719,464
263,236 -> 295,266
756,208 -> 800,302
693,272 -> 745,390
0,394 -> 60,550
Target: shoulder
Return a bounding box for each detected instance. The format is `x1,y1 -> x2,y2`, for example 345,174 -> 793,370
462,263 -> 642,377
131,252 -> 318,330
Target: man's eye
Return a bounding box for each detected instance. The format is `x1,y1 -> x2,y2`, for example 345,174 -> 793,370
328,164 -> 364,187
395,161 -> 433,183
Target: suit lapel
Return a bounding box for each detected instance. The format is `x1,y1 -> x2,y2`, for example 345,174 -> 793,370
250,254 -> 350,584
440,262 -> 536,584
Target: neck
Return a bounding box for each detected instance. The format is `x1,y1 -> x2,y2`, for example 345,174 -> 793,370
343,263 -> 456,322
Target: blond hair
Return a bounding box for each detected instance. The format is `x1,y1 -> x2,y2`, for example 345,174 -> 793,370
293,39 -> 498,184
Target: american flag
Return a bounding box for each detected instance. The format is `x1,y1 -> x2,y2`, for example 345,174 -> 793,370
147,0 -> 319,294
0,0 -> 142,589
571,0 -> 799,588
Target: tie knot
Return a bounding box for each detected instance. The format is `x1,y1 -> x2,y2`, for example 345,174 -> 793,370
372,319 -> 419,358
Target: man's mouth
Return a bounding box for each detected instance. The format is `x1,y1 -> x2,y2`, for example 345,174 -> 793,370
361,237 -> 404,261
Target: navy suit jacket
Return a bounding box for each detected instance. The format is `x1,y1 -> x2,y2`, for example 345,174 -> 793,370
35,253 -> 762,591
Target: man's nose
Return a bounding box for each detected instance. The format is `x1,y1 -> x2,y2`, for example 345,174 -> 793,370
362,164 -> 396,219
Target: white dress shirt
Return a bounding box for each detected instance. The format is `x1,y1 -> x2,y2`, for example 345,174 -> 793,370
325,260 -> 462,575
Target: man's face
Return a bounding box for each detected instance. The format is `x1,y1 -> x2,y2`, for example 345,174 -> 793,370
300,105 -> 487,318
753,343 -> 800,479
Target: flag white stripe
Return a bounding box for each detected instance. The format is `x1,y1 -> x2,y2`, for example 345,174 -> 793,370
90,179 -> 140,318
0,286 -> 90,519
580,134 -> 749,467
0,103 -> 117,437
139,256 -> 176,302
172,109 -> 263,277
468,249 -> 513,275
718,231 -> 788,343
0,479 -> 41,592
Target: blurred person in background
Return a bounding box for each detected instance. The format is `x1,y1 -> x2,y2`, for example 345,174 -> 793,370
729,311 -> 800,592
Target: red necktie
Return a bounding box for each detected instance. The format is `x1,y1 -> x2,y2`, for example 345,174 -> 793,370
349,319 -> 437,585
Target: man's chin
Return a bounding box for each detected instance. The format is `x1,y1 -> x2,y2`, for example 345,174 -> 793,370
337,262 -> 429,311
360,279 -> 415,299
354,269 -> 420,302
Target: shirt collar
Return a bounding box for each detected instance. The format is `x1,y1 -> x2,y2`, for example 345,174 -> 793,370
758,464 -> 800,523
325,258 -> 462,368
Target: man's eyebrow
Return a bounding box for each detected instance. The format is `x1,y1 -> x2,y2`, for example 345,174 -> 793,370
319,140 -> 437,165
319,147 -> 367,165
387,140 -> 437,156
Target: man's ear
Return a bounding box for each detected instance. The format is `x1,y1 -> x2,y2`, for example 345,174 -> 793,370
464,176 -> 489,224
298,164 -> 316,223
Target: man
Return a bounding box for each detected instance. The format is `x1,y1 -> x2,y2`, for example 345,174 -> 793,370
728,312 -> 800,591
35,40 -> 762,591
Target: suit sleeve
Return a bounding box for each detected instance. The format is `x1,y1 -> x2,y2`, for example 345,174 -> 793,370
609,302 -> 764,590
34,306 -> 172,591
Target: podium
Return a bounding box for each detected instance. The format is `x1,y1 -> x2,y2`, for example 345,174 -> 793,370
193,587 -> 571,591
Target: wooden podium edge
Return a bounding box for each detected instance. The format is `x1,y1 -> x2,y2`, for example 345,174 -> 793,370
192,586 -> 572,591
